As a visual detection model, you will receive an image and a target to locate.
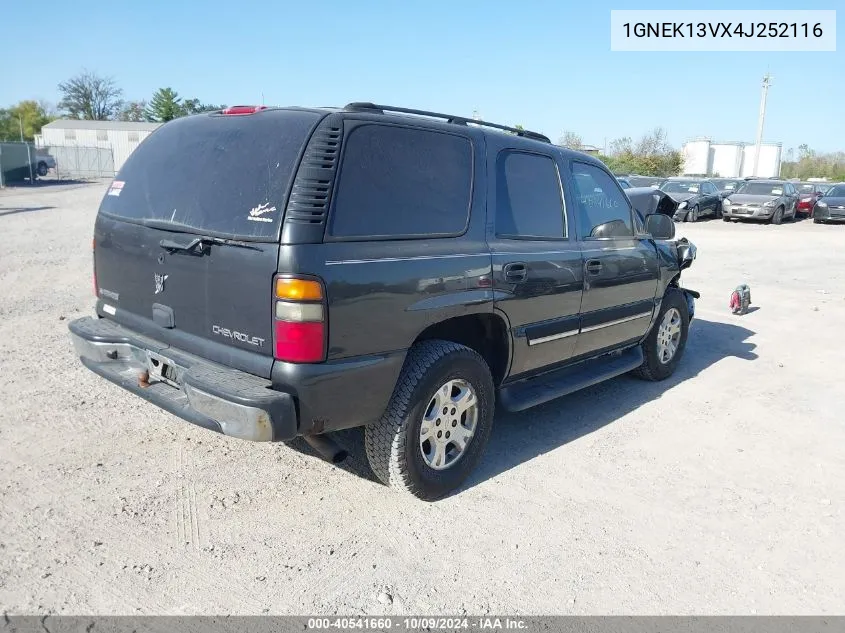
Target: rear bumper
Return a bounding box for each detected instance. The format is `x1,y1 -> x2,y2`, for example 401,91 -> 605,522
69,316 -> 296,441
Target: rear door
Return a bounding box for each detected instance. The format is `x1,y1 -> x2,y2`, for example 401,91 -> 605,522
567,160 -> 659,359
94,109 -> 323,378
489,148 -> 584,378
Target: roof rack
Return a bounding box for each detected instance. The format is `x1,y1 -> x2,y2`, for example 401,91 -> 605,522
343,102 -> 551,143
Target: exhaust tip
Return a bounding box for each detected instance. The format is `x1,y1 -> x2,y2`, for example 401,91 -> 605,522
330,450 -> 349,464
303,434 -> 348,465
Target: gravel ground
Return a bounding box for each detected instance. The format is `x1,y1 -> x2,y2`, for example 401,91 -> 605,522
1,182 -> 843,615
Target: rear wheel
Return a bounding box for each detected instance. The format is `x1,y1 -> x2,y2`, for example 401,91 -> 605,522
365,340 -> 494,501
633,288 -> 689,382
37,162 -> 49,177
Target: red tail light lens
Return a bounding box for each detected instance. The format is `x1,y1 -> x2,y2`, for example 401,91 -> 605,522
222,105 -> 267,115
274,321 -> 325,363
272,275 -> 326,363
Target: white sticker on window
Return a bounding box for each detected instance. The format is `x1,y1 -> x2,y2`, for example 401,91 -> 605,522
247,202 -> 276,223
772,188 -> 783,195
107,180 -> 125,197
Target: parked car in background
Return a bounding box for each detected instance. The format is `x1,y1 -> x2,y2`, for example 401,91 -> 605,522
795,182 -> 827,218
659,177 -> 722,222
711,178 -> 742,195
722,179 -> 798,224
35,152 -> 56,177
813,183 -> 845,224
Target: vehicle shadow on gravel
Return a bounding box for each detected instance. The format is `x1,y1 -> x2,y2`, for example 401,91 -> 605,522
467,317 -> 758,490
288,318 -> 758,494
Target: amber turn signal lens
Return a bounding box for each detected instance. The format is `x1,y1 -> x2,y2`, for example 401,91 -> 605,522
275,278 -> 323,301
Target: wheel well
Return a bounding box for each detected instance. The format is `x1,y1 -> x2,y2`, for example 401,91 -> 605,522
413,314 -> 510,385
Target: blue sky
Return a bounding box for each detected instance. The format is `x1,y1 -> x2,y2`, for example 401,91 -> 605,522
4,0 -> 842,153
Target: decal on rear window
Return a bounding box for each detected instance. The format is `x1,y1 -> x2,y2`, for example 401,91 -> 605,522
107,180 -> 124,197
247,202 -> 276,223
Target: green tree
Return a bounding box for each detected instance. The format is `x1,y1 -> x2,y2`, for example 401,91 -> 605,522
119,100 -> 147,122
598,128 -> 682,177
0,100 -> 54,141
181,98 -> 226,116
145,88 -> 183,122
58,71 -> 123,120
558,130 -> 583,150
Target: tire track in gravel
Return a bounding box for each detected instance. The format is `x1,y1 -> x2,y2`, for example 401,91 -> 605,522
174,444 -> 206,550
21,474 -> 265,613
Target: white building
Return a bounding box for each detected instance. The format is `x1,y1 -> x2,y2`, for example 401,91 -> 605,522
682,138 -> 782,178
37,120 -> 161,173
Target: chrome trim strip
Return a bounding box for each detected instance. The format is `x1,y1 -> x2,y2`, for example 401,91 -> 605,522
528,329 -> 579,346
325,253 -> 489,265
580,311 -> 652,334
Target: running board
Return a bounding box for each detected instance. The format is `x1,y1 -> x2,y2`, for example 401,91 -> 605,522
498,346 -> 644,412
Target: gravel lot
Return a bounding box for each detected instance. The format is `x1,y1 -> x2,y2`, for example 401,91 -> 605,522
1,182 -> 843,615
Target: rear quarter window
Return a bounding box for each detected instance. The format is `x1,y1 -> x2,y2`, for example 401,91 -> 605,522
328,124 -> 473,239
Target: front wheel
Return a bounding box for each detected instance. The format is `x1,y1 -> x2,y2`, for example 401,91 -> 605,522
365,340 -> 495,501
771,207 -> 784,225
633,288 -> 690,382
686,205 -> 699,223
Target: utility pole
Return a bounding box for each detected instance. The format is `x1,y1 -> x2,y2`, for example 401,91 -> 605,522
752,73 -> 772,177
472,109 -> 481,121
18,115 -> 24,142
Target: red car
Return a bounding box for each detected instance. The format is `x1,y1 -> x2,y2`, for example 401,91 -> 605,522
795,182 -> 830,218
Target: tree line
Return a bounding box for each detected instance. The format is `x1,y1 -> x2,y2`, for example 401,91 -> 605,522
558,128 -> 683,177
780,145 -> 845,181
0,70 -> 225,142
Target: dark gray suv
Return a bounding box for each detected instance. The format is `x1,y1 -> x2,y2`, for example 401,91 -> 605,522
69,103 -> 699,500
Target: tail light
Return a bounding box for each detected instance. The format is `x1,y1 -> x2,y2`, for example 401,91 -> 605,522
272,276 -> 326,363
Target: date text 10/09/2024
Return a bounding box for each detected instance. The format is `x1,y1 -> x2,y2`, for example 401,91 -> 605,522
622,22 -> 823,39
307,617 -> 528,630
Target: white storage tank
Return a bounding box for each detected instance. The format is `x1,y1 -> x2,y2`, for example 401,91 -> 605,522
682,138 -> 711,175
710,143 -> 744,178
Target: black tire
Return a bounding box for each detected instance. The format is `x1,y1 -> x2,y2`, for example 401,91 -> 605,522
814,217 -> 822,224
365,340 -> 494,501
722,215 -> 731,222
633,288 -> 690,382
771,206 -> 784,225
37,162 -> 49,177
686,205 -> 699,223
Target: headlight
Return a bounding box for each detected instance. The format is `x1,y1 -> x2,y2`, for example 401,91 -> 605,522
723,199 -> 732,206
763,199 -> 778,207
817,201 -> 828,208
678,201 -> 688,209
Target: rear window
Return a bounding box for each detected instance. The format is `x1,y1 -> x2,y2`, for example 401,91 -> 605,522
328,124 -> 473,239
98,110 -> 321,240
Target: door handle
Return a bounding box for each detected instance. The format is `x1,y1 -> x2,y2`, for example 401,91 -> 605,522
503,262 -> 527,283
585,259 -> 602,274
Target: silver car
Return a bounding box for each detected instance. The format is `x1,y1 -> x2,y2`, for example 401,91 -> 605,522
722,180 -> 799,224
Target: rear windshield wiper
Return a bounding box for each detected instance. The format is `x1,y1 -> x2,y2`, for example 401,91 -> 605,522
159,235 -> 262,253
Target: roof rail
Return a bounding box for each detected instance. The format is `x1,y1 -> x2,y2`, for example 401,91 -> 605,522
343,102 -> 551,143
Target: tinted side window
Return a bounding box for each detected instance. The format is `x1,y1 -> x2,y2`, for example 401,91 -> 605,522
496,151 -> 566,239
329,125 -> 472,239
570,162 -> 634,239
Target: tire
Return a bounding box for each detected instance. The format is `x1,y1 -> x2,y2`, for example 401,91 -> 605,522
37,162 -> 49,177
633,288 -> 690,382
365,340 -> 495,501
814,217 -> 822,224
722,216 -> 731,222
771,207 -> 784,225
686,205 -> 699,223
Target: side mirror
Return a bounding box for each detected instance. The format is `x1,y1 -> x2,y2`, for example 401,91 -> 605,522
645,213 -> 675,240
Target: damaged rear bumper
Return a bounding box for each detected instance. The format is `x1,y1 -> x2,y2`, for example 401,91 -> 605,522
68,316 -> 297,441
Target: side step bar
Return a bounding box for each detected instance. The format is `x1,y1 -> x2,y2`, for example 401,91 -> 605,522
498,346 -> 644,412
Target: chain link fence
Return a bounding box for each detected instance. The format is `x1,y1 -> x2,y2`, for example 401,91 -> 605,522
42,145 -> 116,180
